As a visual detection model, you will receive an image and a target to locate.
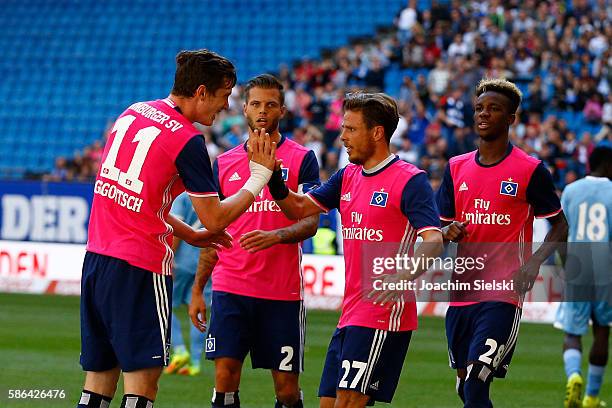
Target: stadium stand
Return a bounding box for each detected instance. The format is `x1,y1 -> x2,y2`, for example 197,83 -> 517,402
1,0 -> 609,192
0,0 -> 404,178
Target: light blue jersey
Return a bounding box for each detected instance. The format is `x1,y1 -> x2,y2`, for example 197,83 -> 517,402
556,176 -> 612,334
561,176 -> 612,243
168,192 -> 211,368
170,193 -> 201,275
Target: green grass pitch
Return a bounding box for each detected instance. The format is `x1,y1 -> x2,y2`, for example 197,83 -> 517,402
0,293 -> 609,407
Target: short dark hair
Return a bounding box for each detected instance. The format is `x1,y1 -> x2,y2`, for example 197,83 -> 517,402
475,78 -> 523,113
589,145 -> 612,172
244,74 -> 285,105
343,92 -> 399,143
171,49 -> 237,97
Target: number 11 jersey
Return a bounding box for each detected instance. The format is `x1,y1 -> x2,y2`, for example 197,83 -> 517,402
87,98 -> 218,275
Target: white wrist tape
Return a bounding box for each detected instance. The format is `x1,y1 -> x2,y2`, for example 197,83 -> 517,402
241,161 -> 273,197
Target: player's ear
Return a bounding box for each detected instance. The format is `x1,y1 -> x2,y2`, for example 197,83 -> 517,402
374,125 -> 385,142
280,104 -> 287,118
195,85 -> 207,100
508,113 -> 516,126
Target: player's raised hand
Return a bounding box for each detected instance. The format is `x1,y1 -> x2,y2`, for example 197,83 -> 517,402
248,128 -> 277,171
189,291 -> 208,332
188,229 -> 233,250
442,220 -> 470,242
239,230 -> 281,253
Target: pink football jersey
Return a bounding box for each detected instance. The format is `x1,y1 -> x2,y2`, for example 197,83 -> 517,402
87,99 -> 217,275
444,146 -> 560,305
309,158 -> 440,331
213,137 -> 314,301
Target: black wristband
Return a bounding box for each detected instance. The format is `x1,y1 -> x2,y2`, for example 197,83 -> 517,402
268,169 -> 290,200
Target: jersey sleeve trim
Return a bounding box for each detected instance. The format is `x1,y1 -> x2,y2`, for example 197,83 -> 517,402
535,208 -> 562,219
187,191 -> 219,198
440,216 -> 455,222
417,226 -> 442,234
306,193 -> 329,213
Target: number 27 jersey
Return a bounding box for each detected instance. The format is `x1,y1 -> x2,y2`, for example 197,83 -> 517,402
87,98 -> 218,275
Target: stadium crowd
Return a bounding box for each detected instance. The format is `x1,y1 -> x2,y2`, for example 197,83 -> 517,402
49,0 -> 611,192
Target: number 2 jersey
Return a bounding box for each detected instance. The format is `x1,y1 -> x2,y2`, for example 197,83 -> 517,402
211,136 -> 320,301
87,98 -> 218,275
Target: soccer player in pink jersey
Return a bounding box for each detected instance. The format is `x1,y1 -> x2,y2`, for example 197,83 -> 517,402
436,78 -> 568,407
189,74 -> 320,408
265,92 -> 443,407
78,50 -> 278,408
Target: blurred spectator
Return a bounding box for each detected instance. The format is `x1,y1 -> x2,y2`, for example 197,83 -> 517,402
219,124 -> 244,150
308,86 -> 329,132
396,0 -> 418,44
603,94 -> 612,126
583,93 -> 604,123
428,59 -> 451,101
514,49 -> 536,80
43,157 -> 70,182
408,103 -> 430,145
447,34 -> 469,59
438,86 -> 469,139
364,57 -> 386,91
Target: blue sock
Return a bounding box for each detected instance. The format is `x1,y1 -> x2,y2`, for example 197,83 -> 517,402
171,313 -> 185,353
190,322 -> 206,366
586,364 -> 605,397
463,377 -> 491,408
564,349 -> 582,378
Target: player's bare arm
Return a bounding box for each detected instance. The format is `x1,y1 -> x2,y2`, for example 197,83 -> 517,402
189,247 -> 219,332
239,214 -> 320,253
190,129 -> 277,233
167,213 -> 233,250
515,211 -> 569,293
273,190 -> 324,220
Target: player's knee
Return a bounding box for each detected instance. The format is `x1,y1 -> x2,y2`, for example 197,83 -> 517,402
564,333 -> 582,351
592,324 -> 610,344
589,348 -> 609,366
215,365 -> 241,389
334,390 -> 370,408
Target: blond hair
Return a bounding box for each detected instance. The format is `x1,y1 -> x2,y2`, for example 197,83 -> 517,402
475,78 -> 522,113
